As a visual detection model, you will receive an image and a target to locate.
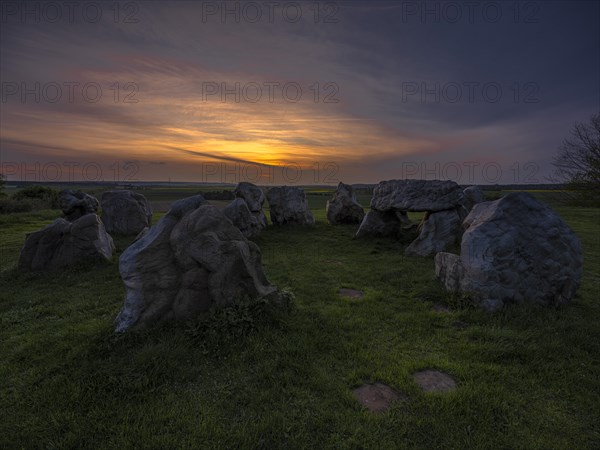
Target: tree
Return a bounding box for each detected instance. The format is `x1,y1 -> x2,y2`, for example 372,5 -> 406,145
0,173 -> 5,197
552,113 -> 600,206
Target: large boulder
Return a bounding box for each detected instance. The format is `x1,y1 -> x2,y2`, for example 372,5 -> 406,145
101,190 -> 152,235
115,195 -> 283,332
462,185 -> 485,211
18,214 -> 114,271
326,182 -> 365,225
266,186 -> 315,226
370,179 -> 464,212
59,190 -> 99,221
405,209 -> 463,256
435,192 -> 583,310
234,182 -> 265,214
227,182 -> 268,236
223,198 -> 265,238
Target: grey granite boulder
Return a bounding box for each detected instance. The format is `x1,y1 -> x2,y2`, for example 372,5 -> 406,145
234,182 -> 265,214
434,252 -> 463,293
405,209 -> 463,256
370,179 -> 464,212
101,190 -> 152,235
115,195 -> 283,332
18,214 -> 114,271
435,192 -> 583,310
462,185 -> 485,211
267,186 -> 315,226
59,190 -> 99,221
224,197 -> 265,238
227,182 -> 268,236
326,182 -> 365,225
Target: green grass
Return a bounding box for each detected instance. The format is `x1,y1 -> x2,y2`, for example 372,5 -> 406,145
1,191 -> 599,449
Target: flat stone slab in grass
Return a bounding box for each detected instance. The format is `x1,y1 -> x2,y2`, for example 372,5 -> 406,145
431,303 -> 451,313
413,370 -> 457,393
323,259 -> 343,266
352,383 -> 407,413
339,288 -> 364,298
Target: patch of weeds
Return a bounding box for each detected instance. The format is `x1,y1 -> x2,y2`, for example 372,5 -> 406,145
185,290 -> 295,353
379,270 -> 405,285
446,292 -> 478,310
411,283 -> 448,303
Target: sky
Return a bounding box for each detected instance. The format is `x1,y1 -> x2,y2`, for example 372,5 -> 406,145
1,0 -> 599,185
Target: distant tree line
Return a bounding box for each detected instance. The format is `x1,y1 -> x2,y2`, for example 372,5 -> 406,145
201,190 -> 235,200
0,184 -> 60,214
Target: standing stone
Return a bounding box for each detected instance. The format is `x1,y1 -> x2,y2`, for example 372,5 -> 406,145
101,190 -> 152,235
234,182 -> 265,214
434,252 -> 463,292
18,214 -> 114,271
405,209 -> 463,256
59,190 -> 99,221
462,185 -> 485,211
266,186 -> 315,226
326,182 -> 365,225
435,192 -> 583,310
223,197 -> 265,238
227,182 -> 268,235
115,195 -> 284,332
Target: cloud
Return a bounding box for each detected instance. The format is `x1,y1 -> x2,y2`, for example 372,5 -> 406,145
1,1 -> 598,183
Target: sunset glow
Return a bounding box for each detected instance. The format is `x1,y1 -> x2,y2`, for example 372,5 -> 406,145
1,1 -> 598,184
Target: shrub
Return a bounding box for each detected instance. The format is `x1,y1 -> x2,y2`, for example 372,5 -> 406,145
184,291 -> 295,353
12,185 -> 59,209
0,198 -> 34,214
0,173 -> 6,197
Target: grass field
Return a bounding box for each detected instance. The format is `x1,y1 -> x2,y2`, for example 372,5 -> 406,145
1,189 -> 599,449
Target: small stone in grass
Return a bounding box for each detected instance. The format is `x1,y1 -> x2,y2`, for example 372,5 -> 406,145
431,303 -> 451,313
323,259 -> 343,266
352,382 -> 407,413
413,370 -> 457,393
339,288 -> 364,298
